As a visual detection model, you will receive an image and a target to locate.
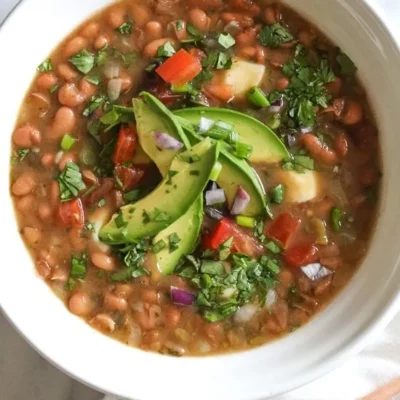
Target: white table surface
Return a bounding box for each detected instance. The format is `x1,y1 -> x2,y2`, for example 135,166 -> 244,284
0,1 -> 399,400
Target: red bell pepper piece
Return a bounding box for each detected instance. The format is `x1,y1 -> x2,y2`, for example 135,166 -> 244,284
113,125 -> 137,164
156,49 -> 202,86
208,218 -> 264,258
115,164 -> 145,191
58,198 -> 84,228
284,243 -> 319,267
266,212 -> 300,249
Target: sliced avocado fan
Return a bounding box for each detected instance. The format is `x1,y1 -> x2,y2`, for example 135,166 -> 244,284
99,138 -> 219,245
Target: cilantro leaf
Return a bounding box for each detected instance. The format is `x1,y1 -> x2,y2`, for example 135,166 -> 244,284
157,41 -> 176,58
37,58 -> 53,72
117,22 -> 132,35
259,23 -> 294,48
83,94 -> 107,117
69,49 -> 95,74
58,162 -> 86,202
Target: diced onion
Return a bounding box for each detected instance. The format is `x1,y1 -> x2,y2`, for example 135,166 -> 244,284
265,289 -> 277,310
170,286 -> 196,306
230,185 -> 250,215
268,98 -> 284,113
104,62 -> 120,79
107,78 -> 122,102
153,131 -> 184,150
205,188 -> 226,206
199,117 -> 215,134
300,125 -> 313,134
301,263 -> 333,281
234,303 -> 258,324
54,151 -> 64,163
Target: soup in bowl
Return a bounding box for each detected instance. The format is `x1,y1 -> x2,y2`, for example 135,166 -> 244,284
1,0 -> 400,398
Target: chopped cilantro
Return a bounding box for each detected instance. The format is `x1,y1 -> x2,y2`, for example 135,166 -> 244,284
83,94 -> 107,117
11,149 -> 30,164
168,233 -> 181,253
189,170 -> 200,176
157,41 -> 176,58
265,241 -> 282,254
84,221 -> 95,232
124,188 -> 141,203
176,20 -> 184,31
166,170 -> 179,185
49,84 -> 59,93
85,75 -> 100,85
69,49 -> 95,74
115,211 -> 127,228
259,23 -> 294,48
58,162 -> 86,202
218,237 -> 233,261
117,22 -> 132,35
37,58 -> 53,72
65,253 -> 87,290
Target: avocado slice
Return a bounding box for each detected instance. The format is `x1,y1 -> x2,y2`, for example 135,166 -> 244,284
174,116 -> 266,217
99,138 -> 219,244
174,107 -> 289,164
133,92 -> 190,176
153,196 -> 203,275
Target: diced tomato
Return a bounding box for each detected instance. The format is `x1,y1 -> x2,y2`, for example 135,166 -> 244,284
209,218 -> 264,257
202,233 -> 213,250
284,243 -> 319,267
147,83 -> 185,106
115,164 -> 145,191
84,178 -> 114,206
156,49 -> 202,86
113,125 -> 137,164
58,198 -> 84,228
266,212 -> 300,249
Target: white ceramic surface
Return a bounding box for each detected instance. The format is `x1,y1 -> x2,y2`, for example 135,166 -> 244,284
0,1 -> 399,399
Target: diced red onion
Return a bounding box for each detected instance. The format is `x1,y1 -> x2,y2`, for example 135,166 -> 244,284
268,98 -> 284,113
107,78 -> 122,102
153,131 -> 184,150
234,303 -> 258,323
300,125 -> 313,134
170,286 -> 196,306
265,289 -> 277,310
104,62 -> 120,79
230,185 -> 250,215
199,117 -> 215,134
301,263 -> 333,281
205,188 -> 226,206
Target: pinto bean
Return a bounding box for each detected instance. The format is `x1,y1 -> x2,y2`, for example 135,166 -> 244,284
78,79 -> 97,99
264,5 -> 279,24
23,226 -> 41,245
236,27 -> 257,46
16,195 -> 34,214
187,0 -> 223,11
91,252 -> 116,271
12,124 -> 41,148
326,76 -> 342,97
49,181 -> 60,206
64,36 -> 88,58
145,21 -> 163,41
119,70 -> 133,92
36,72 -> 58,90
35,259 -> 51,279
275,77 -> 290,90
142,289 -> 159,304
38,202 -> 54,222
91,313 -> 116,332
58,152 -> 78,170
237,46 -> 257,59
94,34 -> 110,50
189,9 -> 211,32
335,132 -> 349,157
12,172 -> 36,196
57,63 -> 78,82
143,37 -> 175,58
314,276 -> 333,295
130,4 -> 151,26
221,12 -> 254,28
58,83 -> 85,107
300,134 -> 338,165
114,283 -> 134,299
40,153 -> 55,167
166,307 -> 181,328
204,322 -> 224,343
47,107 -> 76,139
289,309 -> 309,326
104,293 -> 128,311
81,22 -> 100,39
342,99 -> 363,125
69,292 -> 93,316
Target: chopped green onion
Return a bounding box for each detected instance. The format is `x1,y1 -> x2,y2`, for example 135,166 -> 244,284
234,142 -> 253,159
79,146 -> 97,166
210,161 -> 222,181
235,215 -> 256,228
152,239 -> 166,253
247,87 -> 270,108
171,83 -> 191,93
266,113 -> 281,130
265,241 -> 281,254
228,131 -> 241,144
60,134 -> 77,151
205,122 -> 231,141
331,207 -> 344,232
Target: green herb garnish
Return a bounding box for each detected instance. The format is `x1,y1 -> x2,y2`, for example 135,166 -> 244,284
37,58 -> 53,72
117,22 -> 132,35
259,23 -> 294,48
69,49 -> 95,74
58,162 -> 86,202
270,184 -> 285,204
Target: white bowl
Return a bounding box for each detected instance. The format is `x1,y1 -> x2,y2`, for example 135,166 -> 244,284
1,0 -> 400,399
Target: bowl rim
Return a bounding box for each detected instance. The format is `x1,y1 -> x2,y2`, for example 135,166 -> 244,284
1,0 -> 400,399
